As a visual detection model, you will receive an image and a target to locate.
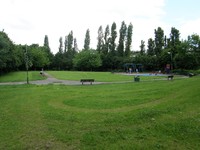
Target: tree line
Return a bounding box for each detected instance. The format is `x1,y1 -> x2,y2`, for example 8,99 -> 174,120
1,21 -> 200,74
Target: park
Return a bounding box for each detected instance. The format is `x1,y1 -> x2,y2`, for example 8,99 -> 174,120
1,18 -> 200,149
0,71 -> 200,149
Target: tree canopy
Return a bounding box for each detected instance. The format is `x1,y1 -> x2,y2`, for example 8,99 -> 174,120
1,23 -> 200,74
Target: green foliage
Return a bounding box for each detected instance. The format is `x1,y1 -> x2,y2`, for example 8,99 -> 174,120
110,22 -> 117,55
125,23 -> 133,57
44,35 -> 51,52
73,49 -> 102,71
28,44 -> 50,69
103,25 -> 110,54
1,23 -> 200,72
154,27 -> 164,56
140,40 -> 145,55
117,21 -> 127,57
59,37 -> 63,53
52,52 -> 64,70
97,26 -> 104,53
0,31 -> 21,73
84,29 -> 90,50
43,35 -> 54,69
147,38 -> 155,56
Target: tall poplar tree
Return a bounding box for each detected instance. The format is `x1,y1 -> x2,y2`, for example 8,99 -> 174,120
44,35 -> 50,52
140,40 -> 145,55
64,36 -> 68,53
97,26 -> 104,53
154,27 -> 164,56
84,29 -> 90,50
125,23 -> 133,57
73,38 -> 78,53
169,27 -> 181,54
110,22 -> 117,55
67,31 -> 73,53
103,25 -> 110,54
64,31 -> 74,70
147,38 -> 155,56
59,37 -> 63,53
43,35 -> 53,68
117,21 -> 127,57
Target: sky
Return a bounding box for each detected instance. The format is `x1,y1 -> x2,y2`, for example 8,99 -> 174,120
1,0 -> 200,54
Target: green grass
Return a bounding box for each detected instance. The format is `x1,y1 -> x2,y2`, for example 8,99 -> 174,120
47,71 -> 166,82
0,71 -> 46,82
0,75 -> 199,149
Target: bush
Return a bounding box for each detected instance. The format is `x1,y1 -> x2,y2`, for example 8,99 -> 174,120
73,49 -> 102,71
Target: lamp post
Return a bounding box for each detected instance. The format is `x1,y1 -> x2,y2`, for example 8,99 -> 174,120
25,45 -> 29,84
168,51 -> 173,71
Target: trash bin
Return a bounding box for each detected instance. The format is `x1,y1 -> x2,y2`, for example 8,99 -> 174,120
134,76 -> 140,82
188,73 -> 194,77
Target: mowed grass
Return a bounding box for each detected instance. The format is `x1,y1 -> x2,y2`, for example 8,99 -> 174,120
0,76 -> 200,149
47,71 -> 166,82
0,71 -> 46,82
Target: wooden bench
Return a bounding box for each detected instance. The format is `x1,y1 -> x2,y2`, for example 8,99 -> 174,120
80,79 -> 94,85
167,75 -> 174,80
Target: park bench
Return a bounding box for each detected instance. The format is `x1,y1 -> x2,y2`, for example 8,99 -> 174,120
167,75 -> 174,80
80,79 -> 94,85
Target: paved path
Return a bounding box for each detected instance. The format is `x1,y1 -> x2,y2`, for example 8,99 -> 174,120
0,72 -> 107,85
0,72 -> 188,86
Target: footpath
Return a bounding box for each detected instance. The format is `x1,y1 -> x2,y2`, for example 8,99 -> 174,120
0,72 -> 188,86
0,72 -> 105,85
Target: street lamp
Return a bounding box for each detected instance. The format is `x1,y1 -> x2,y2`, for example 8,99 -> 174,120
25,45 -> 29,84
168,51 -> 173,71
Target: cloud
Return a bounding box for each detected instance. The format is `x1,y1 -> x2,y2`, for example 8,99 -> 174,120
1,0 -> 167,53
179,18 -> 200,39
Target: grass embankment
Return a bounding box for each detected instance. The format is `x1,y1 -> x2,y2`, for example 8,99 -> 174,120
0,75 -> 199,149
0,71 -> 46,82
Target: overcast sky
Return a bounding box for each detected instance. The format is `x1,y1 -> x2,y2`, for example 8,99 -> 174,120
1,0 -> 200,54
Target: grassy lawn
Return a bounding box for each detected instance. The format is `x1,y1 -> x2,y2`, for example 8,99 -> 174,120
0,71 -> 46,82
0,75 -> 199,149
47,71 -> 166,82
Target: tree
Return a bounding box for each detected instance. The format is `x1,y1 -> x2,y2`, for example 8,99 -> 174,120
73,38 -> 78,54
43,35 -> 53,69
154,27 -> 164,56
187,34 -> 200,67
59,37 -> 63,53
125,23 -> 133,57
28,44 -> 49,69
97,26 -> 104,53
140,40 -> 145,55
64,36 -> 68,53
147,38 -> 155,56
168,27 -> 181,54
0,31 -> 21,73
109,22 -> 117,55
53,52 -> 64,70
117,21 -> 127,57
73,49 -> 102,71
44,35 -> 50,53
84,29 -> 90,50
64,31 -> 74,70
67,31 -> 73,53
103,22 -> 118,70
103,25 -> 110,54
